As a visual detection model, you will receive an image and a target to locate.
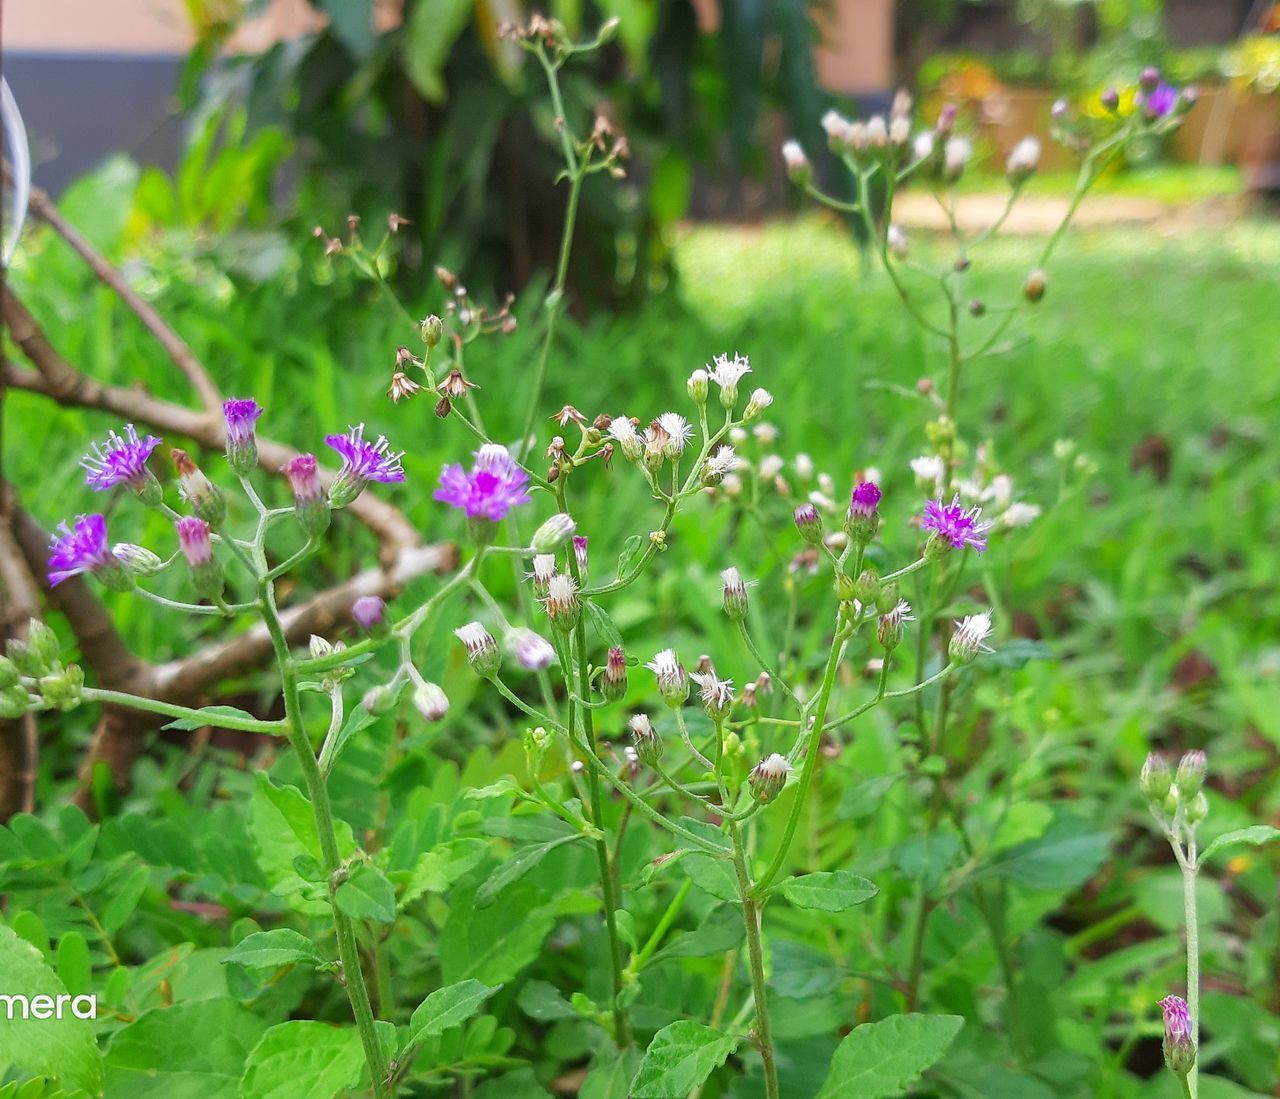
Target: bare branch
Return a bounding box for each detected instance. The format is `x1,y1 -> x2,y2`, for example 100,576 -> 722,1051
26,184 -> 225,414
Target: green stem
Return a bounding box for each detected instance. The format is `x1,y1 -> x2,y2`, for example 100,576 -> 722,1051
625,878 -> 692,977
260,584 -> 388,1097
1184,838 -> 1200,1099
730,820 -> 779,1099
81,687 -> 286,734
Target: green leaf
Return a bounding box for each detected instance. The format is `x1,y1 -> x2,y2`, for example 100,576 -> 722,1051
982,810 -> 1109,890
631,1022 -> 740,1097
55,932 -> 91,995
581,1045 -> 643,1099
223,929 -> 326,971
103,998 -> 267,1099
475,833 -> 583,907
778,870 -> 878,912
1201,825 -> 1280,862
583,600 -> 625,649
319,0 -> 375,57
403,0 -> 475,104
334,863 -> 397,924
0,924 -> 102,1094
101,864 -> 150,933
616,535 -> 645,580
681,853 -> 740,903
816,1013 -> 964,1098
240,1021 -> 364,1099
407,979 -> 502,1045
162,705 -> 258,731
250,773 -> 355,913
321,703 -> 380,776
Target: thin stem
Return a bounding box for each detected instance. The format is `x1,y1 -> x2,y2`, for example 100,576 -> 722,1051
730,820 -> 779,1099
1184,836 -> 1200,1099
134,588 -> 254,616
81,687 -> 286,734
625,878 -> 692,977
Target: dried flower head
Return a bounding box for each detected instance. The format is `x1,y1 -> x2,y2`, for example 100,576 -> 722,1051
387,372 -> 423,403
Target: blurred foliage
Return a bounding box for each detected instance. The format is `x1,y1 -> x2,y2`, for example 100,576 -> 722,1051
1222,34 -> 1280,96
174,0 -> 832,308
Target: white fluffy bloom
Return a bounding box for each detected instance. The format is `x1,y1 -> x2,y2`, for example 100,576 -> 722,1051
759,454 -> 785,480
950,611 -> 995,664
607,416 -> 643,461
793,453 -> 814,481
729,427 -> 748,445
1007,136 -> 1041,177
753,423 -> 779,446
656,412 -> 693,458
944,136 -> 972,179
744,389 -> 773,421
889,116 -> 911,145
704,446 -> 737,480
910,455 -> 945,486
821,109 -> 852,144
708,352 -> 752,391
1001,502 -> 1041,529
865,115 -> 888,147
912,131 -> 935,161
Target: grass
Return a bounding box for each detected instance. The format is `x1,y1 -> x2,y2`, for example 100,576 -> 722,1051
956,163 -> 1243,202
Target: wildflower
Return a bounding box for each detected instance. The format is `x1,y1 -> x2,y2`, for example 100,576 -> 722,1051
759,455 -> 785,482
420,314 -> 443,348
1140,752 -> 1173,803
887,223 -> 910,259
821,109 -> 852,147
1001,502 -> 1041,529
112,543 -> 164,577
656,412 -> 693,459
691,671 -> 734,723
531,513 -> 576,553
846,480 -> 882,543
455,622 -> 501,677
508,628 -> 555,672
922,495 -> 991,555
542,573 -> 581,633
949,611 -> 994,664
439,369 -> 477,400
743,388 -> 773,422
687,368 -> 709,406
1006,137 -> 1040,183
81,423 -> 163,504
943,136 -> 971,180
435,443 -> 530,536
222,398 -> 263,475
387,372 -> 423,403
175,516 -> 224,599
794,502 -> 823,545
721,567 -> 750,622
48,514 -> 129,590
781,140 -> 811,183
646,648 -> 689,707
749,753 -> 792,802
877,600 -> 914,651
325,424 -> 405,509
1101,86 -> 1120,111
703,445 -> 737,486
601,646 -> 628,701
1158,995 -> 1196,1076
529,554 -> 556,600
889,116 -> 911,145
1176,750 -> 1207,797
912,132 -> 934,163
172,449 -> 226,527
629,714 -> 662,766
753,422 -> 779,446
283,454 -> 331,539
793,453 -> 814,481
413,681 -> 449,722
607,416 -> 644,462
910,455 -> 945,491
572,535 -> 590,580
865,115 -> 888,147
1139,80 -> 1179,120
1140,66 -> 1161,91
352,596 -> 386,633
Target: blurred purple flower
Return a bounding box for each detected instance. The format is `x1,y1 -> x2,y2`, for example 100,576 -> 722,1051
1140,83 -> 1179,119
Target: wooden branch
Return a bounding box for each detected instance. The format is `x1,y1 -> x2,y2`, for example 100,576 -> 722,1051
3,287 -> 421,555
0,498 -> 43,818
26,184 -> 225,414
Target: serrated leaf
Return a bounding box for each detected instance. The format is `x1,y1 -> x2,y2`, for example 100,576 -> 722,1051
1201,825 -> 1280,861
240,1021 -> 364,1099
0,925 -> 102,1094
631,1022 -> 740,1097
407,980 -> 502,1044
250,773 -> 355,914
334,863 -> 397,924
583,600 -> 624,649
103,998 -> 266,1098
816,1013 -> 963,1098
475,833 -> 583,908
681,853 -> 740,902
581,1045 -> 643,1099
223,930 -> 326,971
777,870 -> 878,912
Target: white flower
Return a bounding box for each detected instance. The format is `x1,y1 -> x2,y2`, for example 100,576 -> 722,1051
607,416 -> 643,461
1007,136 -> 1041,177
721,473 -> 743,497
704,446 -> 737,480
645,648 -> 689,705
507,628 -> 555,671
821,109 -> 852,144
910,455 -> 945,486
708,352 -> 752,389
413,681 -> 449,722
808,490 -> 836,511
950,611 -> 995,664
759,454 -> 785,480
944,136 -> 972,179
1001,502 -> 1041,529
988,474 -> 1013,509
794,453 -> 814,480
889,116 -> 911,145
782,140 -> 808,175
818,472 -> 835,495
690,671 -> 735,713
744,388 -> 773,421
656,412 -> 693,458
912,131 -> 935,161
752,422 -> 779,446
865,115 -> 888,147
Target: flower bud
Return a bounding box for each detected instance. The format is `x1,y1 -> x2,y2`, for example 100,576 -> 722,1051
645,648 -> 689,707
5,639 -> 39,678
284,454 -> 331,539
223,398 -> 263,476
543,573 -> 582,633
1159,995 -> 1196,1076
875,579 -> 901,615
943,136 -> 971,181
749,753 -> 792,802
40,668 -> 82,709
352,596 -> 387,634
607,416 -> 644,463
1175,750 -> 1206,798
692,671 -> 734,723
889,116 -> 911,146
845,481 -> 882,543
531,513 -> 576,553
793,503 -> 823,545
175,517 -> 224,600
781,140 -> 811,184
508,627 -> 555,672
949,611 -> 994,665
687,368 -> 710,406
1140,66 -> 1161,92
112,543 -> 165,578
1140,752 -> 1173,803
172,450 -> 227,528
601,646 -> 628,701
530,554 -> 556,600
0,656 -> 19,690
455,622 -> 501,677
1101,86 -> 1120,112
26,619 -> 61,672
721,567 -> 749,622
0,686 -> 29,719
413,680 -> 449,722
572,535 -> 590,581
853,568 -> 880,606
865,115 -> 888,147
877,600 -> 913,651
362,685 -> 398,715
742,388 -> 773,422
1006,137 -> 1040,184
1024,269 -> 1047,303
420,314 -> 443,348
629,714 -> 662,766
1184,791 -> 1209,825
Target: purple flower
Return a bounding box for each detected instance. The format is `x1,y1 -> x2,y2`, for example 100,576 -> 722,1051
81,424 -> 161,493
1139,83 -> 1179,119
922,495 -> 991,553
223,399 -> 263,474
48,514 -> 114,587
175,516 -> 214,566
1159,996 -> 1192,1045
325,424 -> 405,507
434,444 -> 531,523
352,595 -> 386,632
848,480 -> 882,518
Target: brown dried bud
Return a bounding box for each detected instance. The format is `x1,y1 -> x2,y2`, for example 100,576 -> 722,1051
434,397 -> 452,418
